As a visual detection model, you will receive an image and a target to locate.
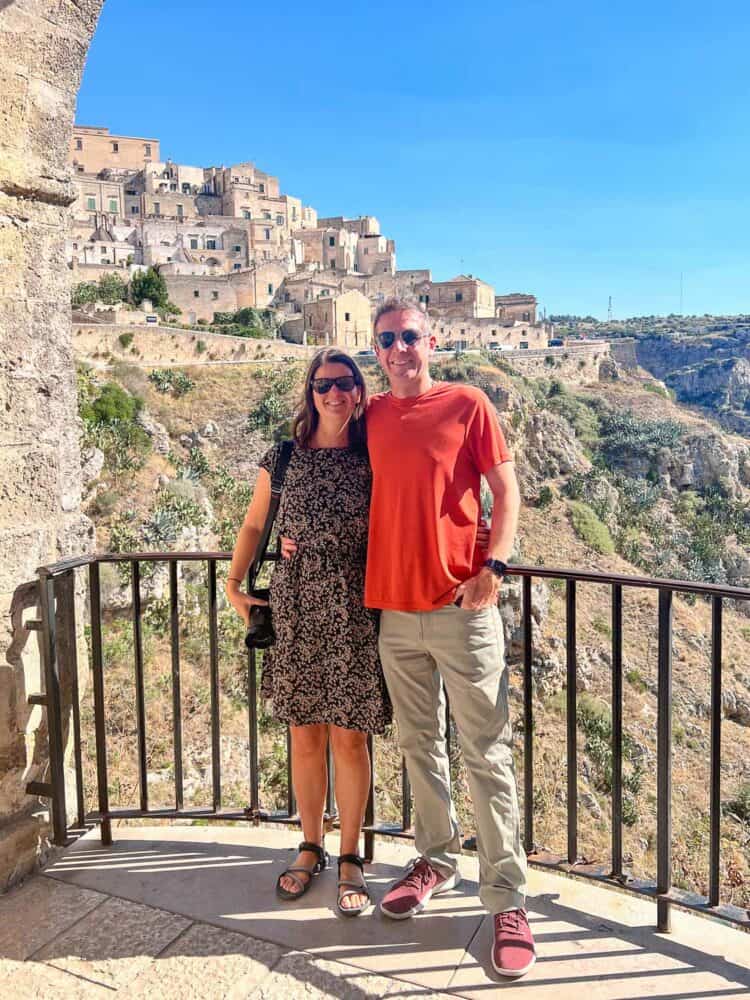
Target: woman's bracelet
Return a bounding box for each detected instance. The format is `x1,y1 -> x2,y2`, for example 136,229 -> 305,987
227,576 -> 243,584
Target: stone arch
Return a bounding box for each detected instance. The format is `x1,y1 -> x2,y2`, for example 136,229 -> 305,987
0,0 -> 104,888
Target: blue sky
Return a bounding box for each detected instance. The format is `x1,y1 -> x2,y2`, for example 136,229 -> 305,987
76,0 -> 750,319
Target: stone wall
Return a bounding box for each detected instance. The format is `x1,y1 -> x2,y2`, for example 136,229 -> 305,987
73,323 -> 313,365
502,343 -> 612,383
610,338 -> 638,369
0,0 -> 104,889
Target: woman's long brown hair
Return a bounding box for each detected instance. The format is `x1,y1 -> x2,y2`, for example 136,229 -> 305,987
292,348 -> 368,452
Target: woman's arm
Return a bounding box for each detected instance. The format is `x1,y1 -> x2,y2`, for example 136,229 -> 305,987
225,468 -> 272,623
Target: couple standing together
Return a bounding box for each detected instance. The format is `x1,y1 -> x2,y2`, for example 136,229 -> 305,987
227,298 -> 535,978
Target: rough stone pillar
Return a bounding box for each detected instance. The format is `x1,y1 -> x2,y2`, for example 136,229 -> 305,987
0,0 -> 103,888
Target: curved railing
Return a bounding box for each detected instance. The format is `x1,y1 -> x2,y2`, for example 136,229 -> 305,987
28,550 -> 750,935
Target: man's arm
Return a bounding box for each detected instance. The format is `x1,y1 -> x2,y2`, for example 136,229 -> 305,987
455,460 -> 520,610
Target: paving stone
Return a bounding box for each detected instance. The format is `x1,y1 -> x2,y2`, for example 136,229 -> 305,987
127,921 -> 285,999
0,958 -> 111,998
0,876 -> 104,960
33,893 -> 191,990
247,950 -> 457,999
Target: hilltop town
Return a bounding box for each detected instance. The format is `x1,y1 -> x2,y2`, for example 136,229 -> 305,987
68,125 -> 550,351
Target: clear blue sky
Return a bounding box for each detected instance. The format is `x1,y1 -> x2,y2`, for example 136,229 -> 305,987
76,0 -> 750,319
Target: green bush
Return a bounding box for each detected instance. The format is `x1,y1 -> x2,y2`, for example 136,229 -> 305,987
596,410 -> 683,468
537,485 -> 554,509
568,500 -> 615,554
97,272 -> 128,305
724,782 -> 750,824
548,393 -> 601,451
196,340 -> 207,354
130,266 -> 170,308
118,332 -> 134,349
80,381 -> 142,426
148,368 -> 195,396
577,694 -> 643,826
71,281 -> 99,306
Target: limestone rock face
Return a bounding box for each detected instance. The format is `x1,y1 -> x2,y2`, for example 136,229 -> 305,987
0,0 -> 104,889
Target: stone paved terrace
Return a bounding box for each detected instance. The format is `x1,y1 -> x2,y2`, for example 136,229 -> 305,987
1,825 -> 748,999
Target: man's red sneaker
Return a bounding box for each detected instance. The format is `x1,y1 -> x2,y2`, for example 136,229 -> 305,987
491,909 -> 536,978
380,857 -> 460,919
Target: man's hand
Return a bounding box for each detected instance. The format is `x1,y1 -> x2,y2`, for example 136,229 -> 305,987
280,536 -> 298,559
454,566 -> 502,610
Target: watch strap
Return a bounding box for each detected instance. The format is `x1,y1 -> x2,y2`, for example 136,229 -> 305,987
483,558 -> 508,579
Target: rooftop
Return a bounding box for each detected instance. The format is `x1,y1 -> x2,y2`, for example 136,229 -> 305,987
2,824 -> 748,998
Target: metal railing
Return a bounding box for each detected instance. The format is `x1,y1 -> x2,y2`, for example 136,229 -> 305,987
27,551 -> 750,935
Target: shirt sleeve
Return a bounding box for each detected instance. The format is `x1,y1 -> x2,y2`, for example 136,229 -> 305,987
467,390 -> 512,474
258,443 -> 281,477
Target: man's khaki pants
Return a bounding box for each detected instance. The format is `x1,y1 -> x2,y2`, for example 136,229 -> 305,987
379,604 -> 527,914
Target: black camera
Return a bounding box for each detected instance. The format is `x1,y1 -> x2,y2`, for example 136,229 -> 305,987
244,589 -> 275,649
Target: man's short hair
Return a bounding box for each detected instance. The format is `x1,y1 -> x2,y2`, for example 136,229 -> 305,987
373,296 -> 431,332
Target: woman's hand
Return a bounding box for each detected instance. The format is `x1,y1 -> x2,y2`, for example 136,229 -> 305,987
225,581 -> 268,625
280,536 -> 298,559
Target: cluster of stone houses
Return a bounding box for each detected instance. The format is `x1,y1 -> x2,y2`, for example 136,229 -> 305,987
68,125 -> 549,350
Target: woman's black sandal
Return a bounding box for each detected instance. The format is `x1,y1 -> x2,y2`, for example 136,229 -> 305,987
276,841 -> 329,901
336,853 -> 371,917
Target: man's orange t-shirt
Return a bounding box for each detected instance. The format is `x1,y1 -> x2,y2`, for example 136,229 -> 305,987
364,382 -> 512,612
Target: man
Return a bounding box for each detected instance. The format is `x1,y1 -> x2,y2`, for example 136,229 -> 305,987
365,298 -> 535,979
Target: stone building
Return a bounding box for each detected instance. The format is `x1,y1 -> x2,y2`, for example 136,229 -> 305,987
71,125 -> 159,174
164,260 -> 289,323
495,293 -> 537,324
303,289 -> 372,348
416,274 -> 496,319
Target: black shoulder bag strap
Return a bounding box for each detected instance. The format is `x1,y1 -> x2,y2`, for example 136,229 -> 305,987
247,439 -> 294,592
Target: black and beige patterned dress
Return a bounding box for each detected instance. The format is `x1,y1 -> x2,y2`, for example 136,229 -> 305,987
258,443 -> 391,733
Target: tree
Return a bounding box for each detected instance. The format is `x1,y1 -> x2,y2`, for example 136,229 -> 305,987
71,281 -> 98,306
130,266 -> 169,308
97,272 -> 128,305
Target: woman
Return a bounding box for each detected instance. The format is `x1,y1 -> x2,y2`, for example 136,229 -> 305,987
226,347 -> 390,917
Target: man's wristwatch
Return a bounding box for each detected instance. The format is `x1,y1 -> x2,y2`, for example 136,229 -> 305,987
483,558 -> 508,579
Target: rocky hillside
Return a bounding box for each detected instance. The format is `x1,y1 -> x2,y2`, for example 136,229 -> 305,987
551,315 -> 750,437
75,352 -> 750,911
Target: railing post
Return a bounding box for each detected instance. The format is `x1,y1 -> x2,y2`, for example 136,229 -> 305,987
709,596 -> 722,907
207,559 -> 221,811
611,583 -> 623,877
566,579 -> 578,865
169,561 -> 184,811
38,570 -> 68,846
247,647 -> 260,816
131,561 -> 148,813
657,587 -> 673,933
522,575 -> 534,854
88,561 -> 111,845
364,734 -> 375,862
56,569 -> 86,830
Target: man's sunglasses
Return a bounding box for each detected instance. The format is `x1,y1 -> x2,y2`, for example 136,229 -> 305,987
375,329 -> 426,350
311,375 -> 358,394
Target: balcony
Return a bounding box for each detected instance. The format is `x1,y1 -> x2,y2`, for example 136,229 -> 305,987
5,551 -> 750,996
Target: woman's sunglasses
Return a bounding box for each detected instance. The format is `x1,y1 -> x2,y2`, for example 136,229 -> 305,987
311,375 -> 357,394
375,329 -> 426,349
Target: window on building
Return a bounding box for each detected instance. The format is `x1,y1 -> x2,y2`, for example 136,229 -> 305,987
267,283 -> 273,294
353,264 -> 358,272
76,165 -> 85,172
330,260 -> 336,269
177,204 -> 184,218
144,143 -> 152,157
345,312 -> 351,321
233,244 -> 241,252
522,311 -> 530,322
292,207 -> 297,220
243,210 -> 251,219
455,292 -> 463,302
182,183 -> 191,194
75,138 -> 83,150
190,238 -> 198,249
233,263 -> 241,271
461,328 -> 466,336
100,246 -> 107,255
193,290 -> 200,298
259,183 -> 265,193
212,291 -> 219,300
264,229 -> 271,240
206,238 -> 216,250
109,199 -> 118,213
363,248 -> 369,255
112,142 -> 119,152
72,243 -> 78,250
276,214 -> 284,225
131,206 -> 139,214
86,196 -> 96,210
263,211 -> 271,219
329,237 -> 335,247
154,202 -> 160,215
